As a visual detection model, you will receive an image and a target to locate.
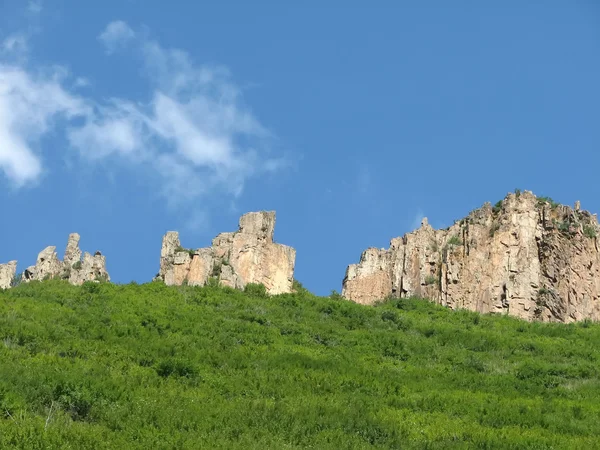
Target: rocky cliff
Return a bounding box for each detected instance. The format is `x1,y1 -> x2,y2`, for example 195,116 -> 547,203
20,233 -> 110,285
0,261 -> 17,289
156,211 -> 296,295
342,191 -> 600,322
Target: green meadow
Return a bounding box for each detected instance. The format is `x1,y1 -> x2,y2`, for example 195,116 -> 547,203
0,280 -> 599,449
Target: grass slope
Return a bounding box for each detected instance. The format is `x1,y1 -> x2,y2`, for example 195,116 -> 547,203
0,280 -> 599,449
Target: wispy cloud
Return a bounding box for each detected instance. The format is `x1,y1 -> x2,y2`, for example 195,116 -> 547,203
97,20 -> 135,55
0,20 -> 286,211
72,20 -> 283,206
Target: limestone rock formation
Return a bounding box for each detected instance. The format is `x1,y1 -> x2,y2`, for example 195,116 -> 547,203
0,261 -> 17,289
156,211 -> 296,295
342,191 -> 600,322
23,233 -> 109,285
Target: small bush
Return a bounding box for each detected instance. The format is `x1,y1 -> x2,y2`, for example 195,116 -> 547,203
557,220 -> 571,234
489,222 -> 501,237
175,246 -> 196,258
424,275 -> 437,286
330,290 -> 344,300
244,282 -> 268,298
583,225 -> 597,238
211,262 -> 222,277
492,200 -> 503,214
156,359 -> 198,379
292,279 -> 311,295
447,235 -> 462,246
10,272 -> 23,288
72,261 -> 82,270
538,196 -> 560,209
206,277 -> 220,288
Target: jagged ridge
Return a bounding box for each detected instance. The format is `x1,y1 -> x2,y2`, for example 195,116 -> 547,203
342,190 -> 600,322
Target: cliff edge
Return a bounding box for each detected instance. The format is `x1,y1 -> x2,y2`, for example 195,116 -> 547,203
342,191 -> 600,322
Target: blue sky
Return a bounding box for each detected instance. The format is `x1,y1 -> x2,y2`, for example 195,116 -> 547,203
0,1 -> 599,295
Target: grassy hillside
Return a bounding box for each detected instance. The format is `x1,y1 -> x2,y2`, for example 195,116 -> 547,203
0,280 -> 599,449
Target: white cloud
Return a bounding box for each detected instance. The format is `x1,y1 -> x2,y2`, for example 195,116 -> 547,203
68,99 -> 146,159
0,20 -> 285,211
97,21 -> 135,54
0,65 -> 89,186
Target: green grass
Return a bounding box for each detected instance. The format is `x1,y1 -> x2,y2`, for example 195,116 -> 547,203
0,280 -> 599,449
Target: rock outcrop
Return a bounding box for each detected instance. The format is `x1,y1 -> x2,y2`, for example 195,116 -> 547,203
342,191 -> 600,322
22,233 -> 110,285
0,261 -> 17,289
156,211 -> 296,295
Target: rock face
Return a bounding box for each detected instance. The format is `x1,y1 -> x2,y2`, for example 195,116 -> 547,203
22,233 -> 110,285
342,191 -> 600,322
156,211 -> 296,295
0,261 -> 17,289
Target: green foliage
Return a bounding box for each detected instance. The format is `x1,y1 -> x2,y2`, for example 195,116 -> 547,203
538,196 -> 560,209
211,261 -> 222,277
72,261 -> 82,270
489,222 -> 501,237
424,275 -> 437,286
292,279 -> 311,296
553,219 -> 573,236
244,283 -> 268,298
206,276 -> 220,288
175,246 -> 196,258
447,235 -> 463,246
10,272 -> 23,288
60,268 -> 71,280
492,199 -> 504,214
514,188 -> 521,197
329,290 -> 343,300
583,225 -> 597,239
0,280 -> 599,448
429,240 -> 439,252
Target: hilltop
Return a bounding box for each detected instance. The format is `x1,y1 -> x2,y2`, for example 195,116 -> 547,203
2,190 -> 600,323
343,190 -> 600,322
0,280 -> 599,448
